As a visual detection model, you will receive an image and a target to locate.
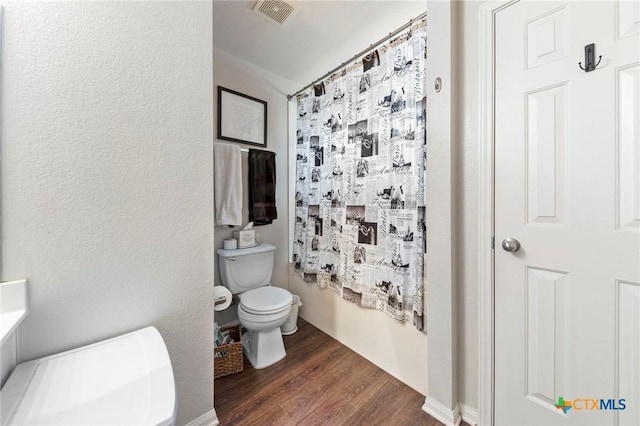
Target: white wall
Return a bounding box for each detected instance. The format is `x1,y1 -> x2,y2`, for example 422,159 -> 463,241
1,2 -> 214,424
424,0 -> 458,419
455,0 -> 482,413
425,0 -> 482,415
212,48 -> 299,325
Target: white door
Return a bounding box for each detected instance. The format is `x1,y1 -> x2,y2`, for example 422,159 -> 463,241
495,1 -> 640,425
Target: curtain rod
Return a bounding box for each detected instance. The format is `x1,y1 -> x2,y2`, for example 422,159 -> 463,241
287,10 -> 427,100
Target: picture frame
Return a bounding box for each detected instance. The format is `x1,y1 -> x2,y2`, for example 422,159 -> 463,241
217,86 -> 267,147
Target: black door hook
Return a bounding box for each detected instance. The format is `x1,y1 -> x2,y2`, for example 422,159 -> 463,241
579,43 -> 602,72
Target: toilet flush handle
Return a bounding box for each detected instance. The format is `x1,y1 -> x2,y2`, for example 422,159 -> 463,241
227,257 -> 237,261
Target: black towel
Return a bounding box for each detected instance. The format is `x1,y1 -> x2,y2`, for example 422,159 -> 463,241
248,149 -> 277,226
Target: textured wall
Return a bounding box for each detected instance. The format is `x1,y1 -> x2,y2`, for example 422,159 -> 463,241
455,0 -> 481,412
1,2 -> 214,424
424,0 -> 457,415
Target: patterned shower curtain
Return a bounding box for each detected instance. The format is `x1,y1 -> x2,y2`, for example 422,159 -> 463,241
293,20 -> 426,331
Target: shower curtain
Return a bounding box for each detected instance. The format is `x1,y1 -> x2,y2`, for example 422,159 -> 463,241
293,20 -> 426,331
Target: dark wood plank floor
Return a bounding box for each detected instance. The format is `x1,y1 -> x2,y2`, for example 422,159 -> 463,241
214,318 -> 445,426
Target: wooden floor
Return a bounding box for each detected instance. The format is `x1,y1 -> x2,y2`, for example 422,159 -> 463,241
215,318 -> 445,426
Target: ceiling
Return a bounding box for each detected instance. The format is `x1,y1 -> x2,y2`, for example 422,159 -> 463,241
213,0 -> 427,91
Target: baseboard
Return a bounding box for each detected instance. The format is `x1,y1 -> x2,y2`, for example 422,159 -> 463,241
184,408 -> 219,426
422,397 -> 461,426
460,403 -> 478,426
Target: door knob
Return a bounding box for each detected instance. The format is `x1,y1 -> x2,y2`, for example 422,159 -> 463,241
501,237 -> 521,253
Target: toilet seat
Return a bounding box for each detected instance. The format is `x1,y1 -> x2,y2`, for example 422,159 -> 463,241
0,327 -> 176,426
237,304 -> 291,325
239,286 -> 292,315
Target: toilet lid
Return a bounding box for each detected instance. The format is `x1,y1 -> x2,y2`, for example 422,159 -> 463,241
240,286 -> 292,313
0,327 -> 176,426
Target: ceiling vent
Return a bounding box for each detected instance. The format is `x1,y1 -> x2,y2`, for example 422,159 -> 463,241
253,0 -> 297,25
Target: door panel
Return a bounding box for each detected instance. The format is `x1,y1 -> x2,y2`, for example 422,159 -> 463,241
525,266 -> 570,406
616,64 -> 640,231
495,1 -> 640,425
526,83 -> 567,225
617,280 -> 640,426
526,5 -> 568,69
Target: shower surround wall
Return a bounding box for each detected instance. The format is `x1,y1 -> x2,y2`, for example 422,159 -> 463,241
1,3 -> 214,423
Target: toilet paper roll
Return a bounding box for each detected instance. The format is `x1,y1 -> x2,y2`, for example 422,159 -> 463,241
223,238 -> 237,250
213,286 -> 233,311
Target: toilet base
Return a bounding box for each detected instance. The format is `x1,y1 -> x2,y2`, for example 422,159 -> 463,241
242,328 -> 286,369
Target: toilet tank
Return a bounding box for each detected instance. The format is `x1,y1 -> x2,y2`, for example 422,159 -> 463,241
217,243 -> 276,294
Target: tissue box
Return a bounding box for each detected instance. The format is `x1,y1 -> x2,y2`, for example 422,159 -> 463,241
234,230 -> 256,248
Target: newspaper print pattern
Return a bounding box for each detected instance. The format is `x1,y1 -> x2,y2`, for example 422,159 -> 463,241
293,20 -> 426,331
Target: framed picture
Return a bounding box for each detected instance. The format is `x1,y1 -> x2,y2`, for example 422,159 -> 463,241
217,86 -> 267,147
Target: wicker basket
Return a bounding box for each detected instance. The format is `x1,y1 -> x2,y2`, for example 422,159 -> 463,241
214,325 -> 243,379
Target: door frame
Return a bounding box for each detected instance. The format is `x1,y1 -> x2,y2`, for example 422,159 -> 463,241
477,1 -> 519,425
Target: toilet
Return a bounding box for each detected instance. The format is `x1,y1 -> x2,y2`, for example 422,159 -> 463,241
1,327 -> 176,426
218,242 -> 292,369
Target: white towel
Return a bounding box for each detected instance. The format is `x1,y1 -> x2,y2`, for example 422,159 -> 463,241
214,143 -> 242,227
